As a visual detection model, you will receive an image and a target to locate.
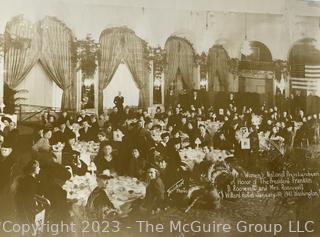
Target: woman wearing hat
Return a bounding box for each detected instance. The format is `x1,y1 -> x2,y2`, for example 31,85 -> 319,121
1,116 -> 12,137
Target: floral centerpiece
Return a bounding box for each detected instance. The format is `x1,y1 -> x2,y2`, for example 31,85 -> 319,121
203,121 -> 224,136
179,147 -> 206,169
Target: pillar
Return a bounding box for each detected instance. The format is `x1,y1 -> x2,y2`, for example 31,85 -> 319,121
149,60 -> 153,107
194,65 -> 200,89
76,63 -> 82,112
0,55 -> 4,112
94,63 -> 99,114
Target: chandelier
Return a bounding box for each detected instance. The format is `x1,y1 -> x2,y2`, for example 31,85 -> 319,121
241,14 -> 252,56
154,78 -> 161,89
199,79 -> 208,89
312,38 -> 320,51
241,39 -> 252,56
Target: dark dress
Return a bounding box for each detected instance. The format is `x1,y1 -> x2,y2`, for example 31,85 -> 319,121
5,129 -> 19,149
129,156 -> 146,179
0,154 -> 16,194
94,154 -> 119,174
13,175 -> 41,223
79,127 -> 94,142
0,154 -> 17,220
50,128 -> 74,144
38,158 -> 71,222
143,178 -> 165,211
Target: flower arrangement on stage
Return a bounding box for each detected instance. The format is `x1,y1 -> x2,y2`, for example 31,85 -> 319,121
3,83 -> 27,114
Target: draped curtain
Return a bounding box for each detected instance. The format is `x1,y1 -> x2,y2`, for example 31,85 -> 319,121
164,36 -> 195,96
99,27 -> 149,111
4,15 -> 40,89
4,15 -> 75,110
207,45 -> 230,92
39,16 -> 75,110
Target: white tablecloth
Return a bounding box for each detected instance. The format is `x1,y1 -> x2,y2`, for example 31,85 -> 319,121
63,173 -> 146,209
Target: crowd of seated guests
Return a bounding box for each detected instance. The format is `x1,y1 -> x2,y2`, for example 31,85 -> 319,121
32,95 -> 319,210
1,92 -> 320,223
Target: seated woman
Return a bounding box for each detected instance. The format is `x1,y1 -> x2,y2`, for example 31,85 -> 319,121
62,134 -> 77,165
141,168 -> 165,214
128,148 -> 146,179
13,160 -> 50,224
64,151 -> 88,176
86,170 -> 116,220
32,129 -> 52,152
94,143 -> 119,174
5,122 -> 19,149
269,126 -> 284,141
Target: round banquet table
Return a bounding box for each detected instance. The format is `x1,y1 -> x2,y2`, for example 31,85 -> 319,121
63,173 -> 146,210
61,173 -> 146,236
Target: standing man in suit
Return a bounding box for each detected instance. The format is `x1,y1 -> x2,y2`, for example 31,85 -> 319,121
180,89 -> 189,111
166,89 -> 176,110
190,90 -> 200,109
113,91 -> 124,112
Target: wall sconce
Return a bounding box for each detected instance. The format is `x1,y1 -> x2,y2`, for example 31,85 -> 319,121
241,13 -> 252,56
241,40 -> 253,56
312,39 -> 320,50
0,102 -> 5,113
200,79 -> 208,90
154,78 -> 161,90
83,78 -> 94,87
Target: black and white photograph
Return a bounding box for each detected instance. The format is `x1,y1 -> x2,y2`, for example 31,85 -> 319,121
0,0 -> 320,236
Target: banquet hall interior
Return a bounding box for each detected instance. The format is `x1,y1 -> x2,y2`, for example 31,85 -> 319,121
0,0 -> 320,236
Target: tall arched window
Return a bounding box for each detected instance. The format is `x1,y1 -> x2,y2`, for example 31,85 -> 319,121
238,41 -> 274,108
289,38 -> 320,96
241,41 -> 272,62
288,38 -> 320,114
